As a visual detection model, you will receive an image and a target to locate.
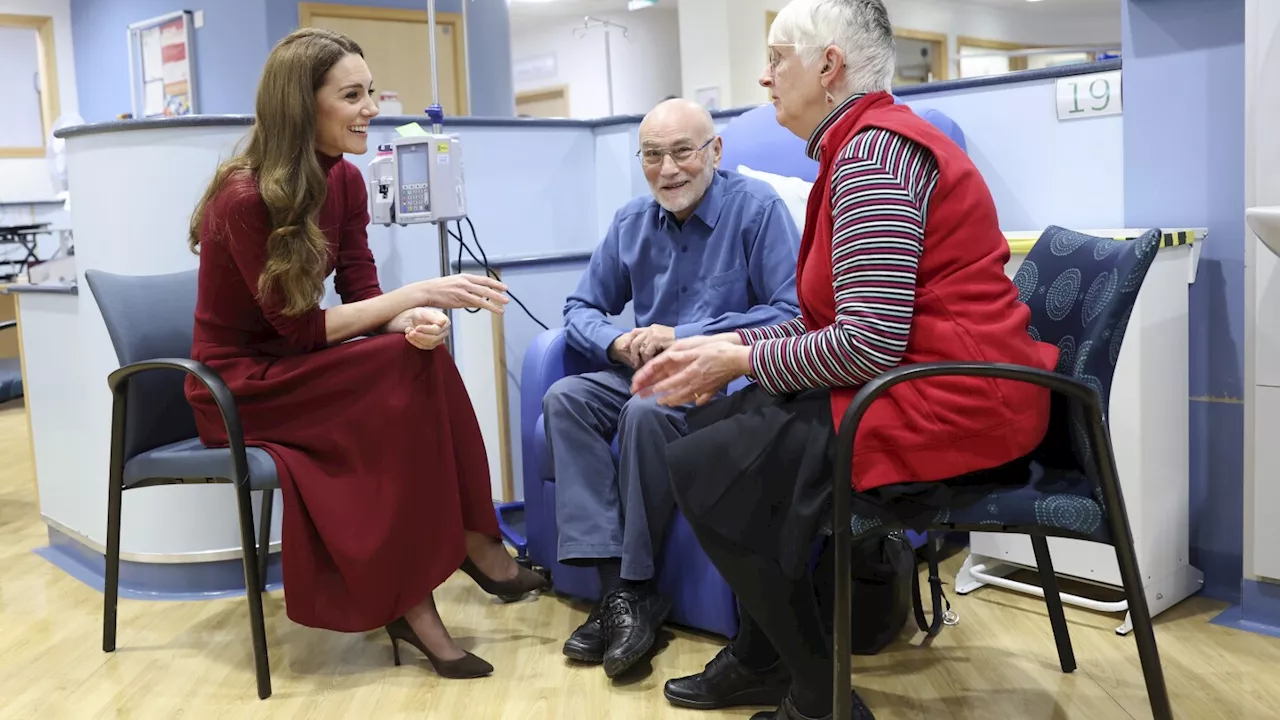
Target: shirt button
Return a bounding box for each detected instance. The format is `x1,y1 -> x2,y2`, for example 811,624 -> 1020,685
681,245 -> 688,252
681,286 -> 688,293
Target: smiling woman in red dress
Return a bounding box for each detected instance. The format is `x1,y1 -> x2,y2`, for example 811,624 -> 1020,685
183,27 -> 547,679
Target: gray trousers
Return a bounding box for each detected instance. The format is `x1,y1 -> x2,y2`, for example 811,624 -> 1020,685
541,368 -> 691,581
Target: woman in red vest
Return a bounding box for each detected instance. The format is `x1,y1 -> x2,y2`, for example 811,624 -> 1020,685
631,1 -> 1060,718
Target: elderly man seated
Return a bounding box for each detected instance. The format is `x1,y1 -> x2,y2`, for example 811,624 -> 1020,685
542,98 -> 802,678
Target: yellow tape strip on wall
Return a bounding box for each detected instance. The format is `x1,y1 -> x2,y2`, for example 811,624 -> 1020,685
1003,229 -> 1198,256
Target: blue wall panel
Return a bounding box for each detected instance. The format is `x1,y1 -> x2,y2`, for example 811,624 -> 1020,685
70,0 -> 514,123
71,0 -> 270,122
1123,0 -> 1246,601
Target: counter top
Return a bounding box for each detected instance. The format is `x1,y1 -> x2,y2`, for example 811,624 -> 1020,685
52,110 -> 745,139
3,284 -> 77,295
453,226 -> 1201,272
55,60 -> 1121,140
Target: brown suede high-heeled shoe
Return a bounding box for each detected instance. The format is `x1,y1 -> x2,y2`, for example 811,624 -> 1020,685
459,557 -> 550,602
385,617 -> 493,679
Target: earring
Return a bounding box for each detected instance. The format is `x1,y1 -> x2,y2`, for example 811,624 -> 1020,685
825,91 -> 835,105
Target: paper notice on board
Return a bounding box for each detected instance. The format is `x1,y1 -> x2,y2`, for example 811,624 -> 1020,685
396,122 -> 429,137
159,18 -> 185,46
141,27 -> 162,81
163,60 -> 187,85
144,80 -> 165,117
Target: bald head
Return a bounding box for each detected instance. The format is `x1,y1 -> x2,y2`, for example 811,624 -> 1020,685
638,98 -> 722,222
639,97 -> 715,139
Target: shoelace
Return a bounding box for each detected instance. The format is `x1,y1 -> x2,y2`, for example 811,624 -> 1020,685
604,589 -> 640,627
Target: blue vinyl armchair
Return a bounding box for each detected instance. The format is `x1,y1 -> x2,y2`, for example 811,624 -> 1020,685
516,102 -> 971,639
521,329 -> 742,637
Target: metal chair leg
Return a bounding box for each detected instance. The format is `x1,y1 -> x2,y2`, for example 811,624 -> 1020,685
1030,534 -> 1076,673
103,392 -> 127,654
102,477 -> 124,653
1112,530 -> 1172,719
257,490 -> 274,593
235,482 -> 272,700
1088,414 -> 1173,720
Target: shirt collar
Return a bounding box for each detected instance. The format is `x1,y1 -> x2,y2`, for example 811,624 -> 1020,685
659,169 -> 725,230
805,92 -> 867,161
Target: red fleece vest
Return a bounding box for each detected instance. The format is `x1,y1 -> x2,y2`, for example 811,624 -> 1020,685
798,92 -> 1061,492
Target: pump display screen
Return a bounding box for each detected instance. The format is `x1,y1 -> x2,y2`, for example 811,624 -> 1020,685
398,143 -> 431,214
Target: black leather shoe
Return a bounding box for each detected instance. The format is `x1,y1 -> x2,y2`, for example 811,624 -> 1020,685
664,645 -> 791,709
601,587 -> 671,678
749,691 -> 876,720
562,602 -> 606,663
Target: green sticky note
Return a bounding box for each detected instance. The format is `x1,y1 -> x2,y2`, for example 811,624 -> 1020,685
396,122 -> 428,137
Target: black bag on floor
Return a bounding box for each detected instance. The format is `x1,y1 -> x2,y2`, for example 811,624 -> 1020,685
818,530 -> 953,655
847,530 -> 916,655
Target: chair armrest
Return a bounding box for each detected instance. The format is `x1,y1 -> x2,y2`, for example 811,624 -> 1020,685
519,327 -> 612,566
521,328 -> 568,433
106,357 -> 252,487
520,328 -> 604,407
519,327 -> 609,459
831,360 -> 1105,501
837,361 -> 1100,453
0,320 -> 14,332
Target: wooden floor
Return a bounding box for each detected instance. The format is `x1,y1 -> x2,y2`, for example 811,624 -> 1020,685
1,399 -> 1277,720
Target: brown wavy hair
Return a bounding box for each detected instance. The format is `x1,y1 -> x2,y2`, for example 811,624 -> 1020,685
189,28 -> 364,316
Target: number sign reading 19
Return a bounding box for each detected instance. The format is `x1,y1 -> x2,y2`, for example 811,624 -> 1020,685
1055,70 -> 1122,121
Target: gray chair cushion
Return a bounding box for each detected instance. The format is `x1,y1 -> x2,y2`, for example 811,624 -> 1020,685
122,437 -> 279,491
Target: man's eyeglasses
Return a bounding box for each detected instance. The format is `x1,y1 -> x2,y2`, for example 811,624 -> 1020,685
637,137 -> 715,167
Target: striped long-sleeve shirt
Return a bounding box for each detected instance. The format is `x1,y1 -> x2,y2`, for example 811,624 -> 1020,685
736,96 -> 940,395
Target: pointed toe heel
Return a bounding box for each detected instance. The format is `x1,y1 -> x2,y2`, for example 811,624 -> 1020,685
460,557 -> 550,600
385,617 -> 493,679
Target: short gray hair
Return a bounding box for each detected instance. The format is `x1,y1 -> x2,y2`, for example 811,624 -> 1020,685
768,0 -> 896,95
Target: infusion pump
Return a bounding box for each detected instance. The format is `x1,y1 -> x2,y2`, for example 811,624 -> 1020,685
369,134 -> 467,226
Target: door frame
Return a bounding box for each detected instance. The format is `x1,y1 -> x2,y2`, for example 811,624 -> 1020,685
0,13 -> 60,158
298,2 -> 469,115
957,36 -> 1032,74
894,28 -> 949,83
515,84 -> 570,117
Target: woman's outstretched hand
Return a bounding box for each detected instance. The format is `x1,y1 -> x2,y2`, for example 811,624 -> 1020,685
414,273 -> 509,314
630,338 -> 751,407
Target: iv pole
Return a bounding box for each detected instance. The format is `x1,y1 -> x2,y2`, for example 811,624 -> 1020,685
573,17 -> 629,116
426,0 -> 455,353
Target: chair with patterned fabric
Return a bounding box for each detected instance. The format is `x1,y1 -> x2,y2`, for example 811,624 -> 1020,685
828,226 -> 1173,720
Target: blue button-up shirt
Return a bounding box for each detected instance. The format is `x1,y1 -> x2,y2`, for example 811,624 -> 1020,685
564,169 -> 802,366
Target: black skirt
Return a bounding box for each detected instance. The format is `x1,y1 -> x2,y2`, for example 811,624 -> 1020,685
665,384 -> 836,580
665,383 -> 1033,579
